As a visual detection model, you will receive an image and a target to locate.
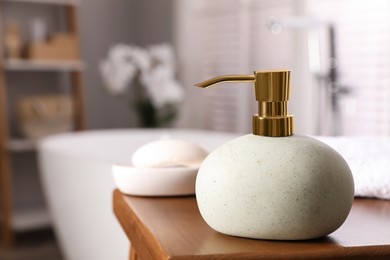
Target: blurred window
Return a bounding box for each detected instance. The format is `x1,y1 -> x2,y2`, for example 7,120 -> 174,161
307,0 -> 390,135
195,0 -> 296,133
186,0 -> 390,135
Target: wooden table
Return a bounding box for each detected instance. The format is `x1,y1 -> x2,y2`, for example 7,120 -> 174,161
113,189 -> 390,260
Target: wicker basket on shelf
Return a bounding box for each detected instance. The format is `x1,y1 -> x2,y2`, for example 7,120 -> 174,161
16,95 -> 74,139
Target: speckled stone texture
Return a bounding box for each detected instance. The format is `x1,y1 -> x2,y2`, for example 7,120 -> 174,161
196,134 -> 355,240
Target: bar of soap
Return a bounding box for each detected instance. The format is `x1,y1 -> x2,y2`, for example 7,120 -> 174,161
132,139 -> 208,168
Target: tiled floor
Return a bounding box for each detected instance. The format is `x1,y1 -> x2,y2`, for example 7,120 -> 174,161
0,228 -> 63,260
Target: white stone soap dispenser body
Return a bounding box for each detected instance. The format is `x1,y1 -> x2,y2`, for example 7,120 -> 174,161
196,134 -> 354,240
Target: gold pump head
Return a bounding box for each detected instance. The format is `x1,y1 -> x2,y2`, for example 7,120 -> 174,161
195,70 -> 294,137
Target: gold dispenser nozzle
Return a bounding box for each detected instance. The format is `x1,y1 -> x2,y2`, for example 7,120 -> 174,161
195,70 -> 294,137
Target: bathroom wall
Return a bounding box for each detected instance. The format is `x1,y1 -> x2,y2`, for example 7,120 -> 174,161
173,0 -> 317,134
79,0 -> 137,129
81,0 -> 174,129
131,0 -> 173,47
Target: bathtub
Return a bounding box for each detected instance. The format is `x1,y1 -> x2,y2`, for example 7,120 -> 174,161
38,129 -> 238,260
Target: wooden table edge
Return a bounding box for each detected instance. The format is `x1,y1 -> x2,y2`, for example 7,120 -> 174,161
114,189 -> 171,260
113,189 -> 390,260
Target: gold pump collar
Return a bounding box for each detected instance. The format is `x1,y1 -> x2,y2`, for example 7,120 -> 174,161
195,70 -> 294,137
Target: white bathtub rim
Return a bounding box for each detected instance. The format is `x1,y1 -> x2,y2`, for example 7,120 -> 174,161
38,128 -> 238,165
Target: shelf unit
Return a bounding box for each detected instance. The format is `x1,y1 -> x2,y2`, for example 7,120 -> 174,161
4,58 -> 85,71
4,0 -> 79,4
0,0 -> 85,248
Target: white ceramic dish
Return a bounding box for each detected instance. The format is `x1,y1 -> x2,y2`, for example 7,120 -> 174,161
112,164 -> 199,196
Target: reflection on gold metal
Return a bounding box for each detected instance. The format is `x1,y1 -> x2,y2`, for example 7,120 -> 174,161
195,70 -> 294,137
194,74 -> 255,88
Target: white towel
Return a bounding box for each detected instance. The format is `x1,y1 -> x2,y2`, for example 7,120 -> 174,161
316,136 -> 390,200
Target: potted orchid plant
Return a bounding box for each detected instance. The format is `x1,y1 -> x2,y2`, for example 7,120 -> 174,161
100,43 -> 184,127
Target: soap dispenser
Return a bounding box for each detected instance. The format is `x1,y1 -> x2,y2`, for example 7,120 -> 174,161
195,70 -> 354,240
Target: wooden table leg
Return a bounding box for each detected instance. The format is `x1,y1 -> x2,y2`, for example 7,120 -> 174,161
129,244 -> 138,260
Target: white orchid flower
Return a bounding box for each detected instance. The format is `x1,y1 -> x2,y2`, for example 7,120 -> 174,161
107,44 -> 132,63
100,43 -> 184,121
130,46 -> 151,71
99,45 -> 137,95
140,65 -> 184,108
148,43 -> 175,67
